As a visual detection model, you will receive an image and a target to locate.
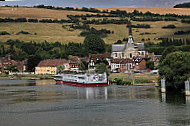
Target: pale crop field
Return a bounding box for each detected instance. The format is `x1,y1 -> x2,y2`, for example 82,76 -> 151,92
0,7 -> 94,19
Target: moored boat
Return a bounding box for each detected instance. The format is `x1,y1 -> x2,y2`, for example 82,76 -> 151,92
54,72 -> 108,87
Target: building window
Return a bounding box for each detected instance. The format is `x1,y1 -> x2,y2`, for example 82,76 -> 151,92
130,53 -> 132,58
115,53 -> 117,57
129,64 -> 131,68
142,52 -> 144,55
138,52 -> 140,55
122,53 -> 124,58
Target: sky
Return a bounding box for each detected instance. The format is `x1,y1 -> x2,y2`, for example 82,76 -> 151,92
0,0 -> 189,8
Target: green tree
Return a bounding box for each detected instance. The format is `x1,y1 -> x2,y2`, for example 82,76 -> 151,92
79,61 -> 86,70
84,34 -> 105,53
57,65 -> 65,73
27,54 -> 41,72
160,46 -> 177,62
146,60 -> 154,70
158,51 -> 190,90
7,65 -> 19,72
95,63 -> 108,74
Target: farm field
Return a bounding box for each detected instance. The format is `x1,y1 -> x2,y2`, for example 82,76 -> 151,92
0,6 -> 190,44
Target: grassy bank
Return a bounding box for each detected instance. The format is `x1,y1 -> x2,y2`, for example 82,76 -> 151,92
109,72 -> 158,85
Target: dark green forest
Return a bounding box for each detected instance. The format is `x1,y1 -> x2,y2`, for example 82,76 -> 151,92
174,2 -> 190,8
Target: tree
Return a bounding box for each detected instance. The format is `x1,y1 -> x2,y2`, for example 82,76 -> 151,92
84,34 -> 105,53
79,61 -> 86,70
57,65 -> 65,73
114,40 -> 122,44
95,63 -> 108,74
160,46 -> 177,62
7,65 -> 19,72
146,60 -> 154,70
158,51 -> 190,90
27,54 -> 41,72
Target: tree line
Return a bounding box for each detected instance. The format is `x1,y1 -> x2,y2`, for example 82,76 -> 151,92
145,38 -> 190,55
33,5 -> 190,19
0,18 -> 75,23
174,2 -> 190,8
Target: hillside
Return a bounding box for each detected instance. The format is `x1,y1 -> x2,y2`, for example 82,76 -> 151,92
174,2 -> 190,8
0,6 -> 190,44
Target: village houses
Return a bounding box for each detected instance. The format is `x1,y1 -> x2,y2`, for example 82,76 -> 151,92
0,55 -> 27,73
110,19 -> 151,73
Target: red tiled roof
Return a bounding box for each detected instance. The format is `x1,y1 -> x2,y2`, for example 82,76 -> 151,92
112,59 -> 133,64
37,59 -> 69,67
69,56 -> 81,64
89,52 -> 111,62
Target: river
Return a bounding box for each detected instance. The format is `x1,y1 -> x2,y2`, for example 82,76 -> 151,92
0,79 -> 190,126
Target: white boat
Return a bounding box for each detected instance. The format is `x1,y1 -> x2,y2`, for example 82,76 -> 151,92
54,72 -> 108,87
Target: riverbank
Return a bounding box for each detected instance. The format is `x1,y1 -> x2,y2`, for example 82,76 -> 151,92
109,72 -> 159,85
0,72 -> 159,86
0,74 -> 54,80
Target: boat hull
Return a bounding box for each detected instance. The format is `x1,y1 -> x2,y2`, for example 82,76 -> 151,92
55,80 -> 108,87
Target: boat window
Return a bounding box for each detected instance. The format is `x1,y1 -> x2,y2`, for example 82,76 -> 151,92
78,77 -> 85,80
55,76 -> 62,79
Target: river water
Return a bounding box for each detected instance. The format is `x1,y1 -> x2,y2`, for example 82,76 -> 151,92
0,79 -> 190,126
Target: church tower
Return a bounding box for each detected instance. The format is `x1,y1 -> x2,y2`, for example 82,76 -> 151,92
124,18 -> 137,59
127,18 -> 134,44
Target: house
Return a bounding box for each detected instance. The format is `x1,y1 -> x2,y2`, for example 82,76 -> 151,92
12,60 -> 27,72
133,57 -> 146,71
111,59 -> 134,73
149,52 -> 162,67
0,57 -> 13,72
35,59 -> 69,74
111,19 -> 148,59
69,56 -> 81,71
0,56 -> 27,72
88,52 -> 111,72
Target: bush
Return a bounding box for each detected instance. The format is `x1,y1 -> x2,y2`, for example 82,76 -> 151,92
16,31 -> 31,35
127,24 -> 151,28
28,19 -> 38,22
174,30 -> 190,35
112,78 -> 132,85
0,31 -> 10,35
162,24 -> 176,29
134,79 -> 152,83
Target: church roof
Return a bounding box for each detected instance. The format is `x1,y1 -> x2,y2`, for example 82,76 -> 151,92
112,43 -> 146,52
135,43 -> 146,51
112,44 -> 125,52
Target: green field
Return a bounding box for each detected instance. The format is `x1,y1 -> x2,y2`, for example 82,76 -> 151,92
0,6 -> 190,44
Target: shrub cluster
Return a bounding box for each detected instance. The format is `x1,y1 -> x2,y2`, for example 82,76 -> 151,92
162,24 -> 176,29
111,78 -> 132,85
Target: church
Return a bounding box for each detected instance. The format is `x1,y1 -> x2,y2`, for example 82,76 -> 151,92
111,19 -> 147,59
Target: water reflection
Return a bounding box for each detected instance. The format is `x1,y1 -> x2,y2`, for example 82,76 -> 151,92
76,87 -> 108,100
160,91 -> 186,105
36,79 -> 55,86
